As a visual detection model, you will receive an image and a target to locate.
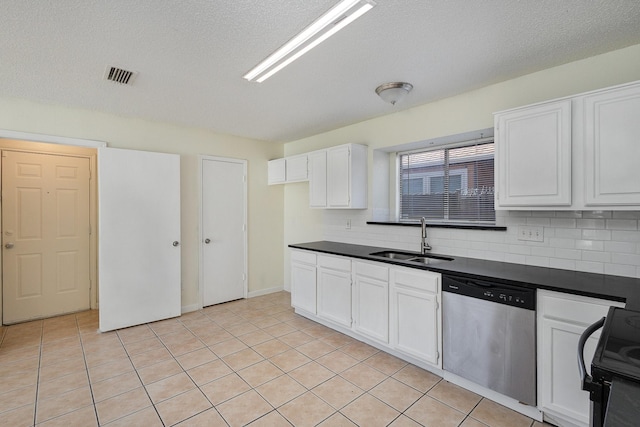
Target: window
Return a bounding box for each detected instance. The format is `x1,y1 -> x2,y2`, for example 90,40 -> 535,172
398,141 -> 495,223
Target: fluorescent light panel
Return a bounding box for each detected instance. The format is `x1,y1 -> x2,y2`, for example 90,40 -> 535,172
244,0 -> 376,83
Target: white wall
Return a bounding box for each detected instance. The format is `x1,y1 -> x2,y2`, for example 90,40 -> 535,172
283,43 -> 640,288
0,98 -> 285,310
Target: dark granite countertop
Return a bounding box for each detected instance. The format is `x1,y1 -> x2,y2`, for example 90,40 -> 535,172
289,241 -> 640,310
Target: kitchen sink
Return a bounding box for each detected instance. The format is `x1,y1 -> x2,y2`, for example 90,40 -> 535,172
369,251 -> 416,260
369,251 -> 453,264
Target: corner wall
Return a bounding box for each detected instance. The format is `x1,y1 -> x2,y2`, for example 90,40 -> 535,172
283,43 -> 640,288
0,97 -> 285,310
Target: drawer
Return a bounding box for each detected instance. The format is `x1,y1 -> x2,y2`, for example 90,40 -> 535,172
390,267 -> 439,294
538,289 -> 623,325
291,249 -> 317,265
354,260 -> 388,281
318,254 -> 351,272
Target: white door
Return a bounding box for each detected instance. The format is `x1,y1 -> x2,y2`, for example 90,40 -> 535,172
201,157 -> 247,307
98,147 -> 181,332
2,151 -> 90,324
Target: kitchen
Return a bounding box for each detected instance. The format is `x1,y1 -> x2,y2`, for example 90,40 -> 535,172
2,1 -> 640,426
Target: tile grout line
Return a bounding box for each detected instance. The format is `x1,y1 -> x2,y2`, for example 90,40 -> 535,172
32,320 -> 44,427
77,313 -> 100,426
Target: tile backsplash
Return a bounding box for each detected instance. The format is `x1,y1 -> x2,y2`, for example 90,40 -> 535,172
322,210 -> 640,279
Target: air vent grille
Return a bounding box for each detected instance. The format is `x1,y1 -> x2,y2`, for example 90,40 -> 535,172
105,66 -> 137,85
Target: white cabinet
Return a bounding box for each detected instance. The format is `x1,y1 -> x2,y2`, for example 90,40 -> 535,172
267,155 -> 308,185
389,267 -> 441,368
353,261 -> 389,344
494,80 -> 640,210
308,150 -> 327,207
290,250 -> 317,314
317,254 -> 352,328
308,143 -> 368,209
583,83 -> 640,206
537,290 -> 624,427
267,158 -> 286,185
495,99 -> 572,207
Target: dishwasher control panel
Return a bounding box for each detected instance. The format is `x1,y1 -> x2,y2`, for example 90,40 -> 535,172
442,275 -> 535,310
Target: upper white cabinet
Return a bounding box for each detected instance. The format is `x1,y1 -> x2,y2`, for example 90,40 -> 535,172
309,143 -> 368,209
267,158 -> 286,185
537,290 -> 624,427
308,150 -> 328,207
495,99 -> 572,207
494,80 -> 640,210
583,83 -> 640,206
267,154 -> 308,185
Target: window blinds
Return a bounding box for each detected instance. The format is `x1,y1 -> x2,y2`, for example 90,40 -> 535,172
399,142 -> 495,223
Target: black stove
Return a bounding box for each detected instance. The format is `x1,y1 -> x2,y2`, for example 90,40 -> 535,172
580,307 -> 640,427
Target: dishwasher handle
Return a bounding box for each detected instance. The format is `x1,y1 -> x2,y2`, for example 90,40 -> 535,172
578,316 -> 605,401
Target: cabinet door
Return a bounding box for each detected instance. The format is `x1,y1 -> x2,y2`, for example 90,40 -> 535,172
309,150 -> 327,207
539,317 -> 599,426
267,158 -> 286,185
389,268 -> 441,367
291,262 -> 316,314
537,290 -> 623,427
495,99 -> 571,207
583,84 -> 640,206
327,145 -> 350,207
353,262 -> 389,344
317,267 -> 352,328
286,155 -> 308,182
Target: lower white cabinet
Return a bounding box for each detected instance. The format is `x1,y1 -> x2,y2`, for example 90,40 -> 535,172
317,254 -> 352,328
290,250 -> 317,314
353,261 -> 389,344
289,250 -> 442,368
537,290 -> 624,427
389,267 -> 442,368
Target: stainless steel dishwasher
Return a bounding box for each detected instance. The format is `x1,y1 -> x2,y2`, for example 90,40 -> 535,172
442,274 -> 537,406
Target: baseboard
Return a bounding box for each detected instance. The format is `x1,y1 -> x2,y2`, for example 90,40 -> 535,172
181,303 -> 201,314
247,286 -> 284,298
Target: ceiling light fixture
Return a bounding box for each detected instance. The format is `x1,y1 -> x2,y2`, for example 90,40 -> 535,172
243,0 -> 376,83
375,82 -> 413,105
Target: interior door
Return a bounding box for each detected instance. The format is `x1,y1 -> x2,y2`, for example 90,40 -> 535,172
201,157 -> 246,306
2,151 -> 90,324
98,147 -> 181,332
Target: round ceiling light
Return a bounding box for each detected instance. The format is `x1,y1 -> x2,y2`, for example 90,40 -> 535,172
375,82 -> 413,105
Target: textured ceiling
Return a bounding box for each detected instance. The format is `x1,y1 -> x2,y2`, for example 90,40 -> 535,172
1,0 -> 640,142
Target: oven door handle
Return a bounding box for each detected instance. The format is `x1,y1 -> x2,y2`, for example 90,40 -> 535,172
577,317 -> 605,398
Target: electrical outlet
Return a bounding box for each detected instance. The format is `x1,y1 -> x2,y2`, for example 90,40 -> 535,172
518,225 -> 544,242
346,219 -> 351,230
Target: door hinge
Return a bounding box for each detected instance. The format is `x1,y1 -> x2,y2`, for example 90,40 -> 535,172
243,175 -> 247,183
243,224 -> 247,232
242,273 -> 246,281
88,225 -> 92,235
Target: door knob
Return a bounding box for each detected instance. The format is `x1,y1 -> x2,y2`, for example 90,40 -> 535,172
4,243 -> 14,249
204,238 -> 211,244
172,241 -> 180,247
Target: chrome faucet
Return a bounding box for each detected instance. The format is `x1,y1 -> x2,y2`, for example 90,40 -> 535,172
421,217 -> 432,253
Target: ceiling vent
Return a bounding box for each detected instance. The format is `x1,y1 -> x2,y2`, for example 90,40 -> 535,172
104,66 -> 137,85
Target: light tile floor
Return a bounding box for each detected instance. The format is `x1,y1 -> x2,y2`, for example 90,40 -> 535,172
0,292 -> 553,426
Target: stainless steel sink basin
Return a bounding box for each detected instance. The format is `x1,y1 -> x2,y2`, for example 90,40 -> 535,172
369,251 -> 416,260
369,251 -> 453,264
406,256 -> 451,264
